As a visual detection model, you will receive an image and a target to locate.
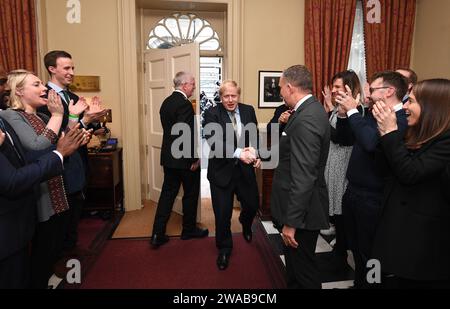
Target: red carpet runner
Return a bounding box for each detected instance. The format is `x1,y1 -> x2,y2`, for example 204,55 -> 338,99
79,223 -> 285,289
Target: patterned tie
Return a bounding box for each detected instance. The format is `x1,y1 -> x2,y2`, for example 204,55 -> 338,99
230,111 -> 239,138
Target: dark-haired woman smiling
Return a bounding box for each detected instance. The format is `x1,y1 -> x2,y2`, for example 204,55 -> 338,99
372,79 -> 450,288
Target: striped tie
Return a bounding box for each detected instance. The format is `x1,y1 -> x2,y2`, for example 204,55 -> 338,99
230,111 -> 240,137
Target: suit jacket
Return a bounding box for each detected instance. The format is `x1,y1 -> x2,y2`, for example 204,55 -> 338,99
444,163 -> 450,203
160,91 -> 197,169
38,85 -> 94,193
203,103 -> 259,188
336,107 -> 408,191
372,129 -> 450,280
266,104 -> 289,138
0,116 -> 63,260
270,96 -> 330,230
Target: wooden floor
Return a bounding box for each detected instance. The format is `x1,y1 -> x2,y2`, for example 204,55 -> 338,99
112,198 -> 242,239
113,168 -> 242,239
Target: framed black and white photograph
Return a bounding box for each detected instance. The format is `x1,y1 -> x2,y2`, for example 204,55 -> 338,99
258,71 -> 283,108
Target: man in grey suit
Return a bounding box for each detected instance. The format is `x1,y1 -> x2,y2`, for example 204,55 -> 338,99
270,65 -> 330,289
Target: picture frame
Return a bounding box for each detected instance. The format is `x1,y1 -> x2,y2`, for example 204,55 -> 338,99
258,71 -> 284,108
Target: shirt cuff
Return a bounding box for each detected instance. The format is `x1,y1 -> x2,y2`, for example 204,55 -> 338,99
79,119 -> 88,129
233,148 -> 242,159
347,109 -> 359,117
53,150 -> 64,164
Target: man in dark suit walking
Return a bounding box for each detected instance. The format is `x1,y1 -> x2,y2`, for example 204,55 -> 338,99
0,116 -> 87,288
270,65 -> 330,289
203,80 -> 261,270
150,71 -> 208,248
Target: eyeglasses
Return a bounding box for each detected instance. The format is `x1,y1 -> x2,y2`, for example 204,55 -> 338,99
369,87 -> 391,94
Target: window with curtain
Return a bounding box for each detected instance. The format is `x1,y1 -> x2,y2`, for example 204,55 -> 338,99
347,1 -> 367,87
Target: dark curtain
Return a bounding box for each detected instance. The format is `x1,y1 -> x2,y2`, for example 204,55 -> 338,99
0,0 -> 37,73
305,0 -> 357,100
363,0 -> 416,80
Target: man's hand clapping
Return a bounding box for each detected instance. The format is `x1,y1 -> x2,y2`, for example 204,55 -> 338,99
69,97 -> 89,117
56,124 -> 89,157
372,100 -> 398,136
82,96 -> 107,125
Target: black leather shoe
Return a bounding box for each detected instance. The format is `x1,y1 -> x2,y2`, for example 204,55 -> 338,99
239,218 -> 253,243
242,226 -> 252,242
216,253 -> 229,270
150,234 -> 169,248
180,227 -> 209,240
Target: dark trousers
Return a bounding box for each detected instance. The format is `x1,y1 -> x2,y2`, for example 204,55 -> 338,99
285,229 -> 321,289
63,192 -> 85,251
152,167 -> 200,235
0,247 -> 30,289
31,211 -> 70,289
333,214 -> 348,258
342,185 -> 382,288
209,164 -> 259,255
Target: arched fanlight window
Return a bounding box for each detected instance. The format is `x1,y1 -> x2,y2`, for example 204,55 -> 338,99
147,13 -> 222,51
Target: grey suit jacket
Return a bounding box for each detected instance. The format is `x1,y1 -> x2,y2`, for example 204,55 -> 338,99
270,96 -> 331,230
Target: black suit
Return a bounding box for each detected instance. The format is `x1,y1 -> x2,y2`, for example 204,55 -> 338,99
0,117 -> 63,288
372,129 -> 450,285
270,96 -> 330,289
38,85 -> 100,252
203,103 -> 260,255
152,91 -> 200,235
38,86 -> 86,183
266,104 -> 289,138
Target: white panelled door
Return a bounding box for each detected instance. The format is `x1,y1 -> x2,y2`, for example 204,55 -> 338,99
143,43 -> 200,216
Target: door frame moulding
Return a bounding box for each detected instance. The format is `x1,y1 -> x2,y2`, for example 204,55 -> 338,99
117,0 -> 242,211
117,0 -> 142,211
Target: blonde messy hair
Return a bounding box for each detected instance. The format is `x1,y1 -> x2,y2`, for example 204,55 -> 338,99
7,69 -> 34,110
219,80 -> 241,97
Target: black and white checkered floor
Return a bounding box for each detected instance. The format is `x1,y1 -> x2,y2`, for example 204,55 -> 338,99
260,220 -> 355,289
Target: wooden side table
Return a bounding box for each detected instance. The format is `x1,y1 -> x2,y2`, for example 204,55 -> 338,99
85,148 -> 124,214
